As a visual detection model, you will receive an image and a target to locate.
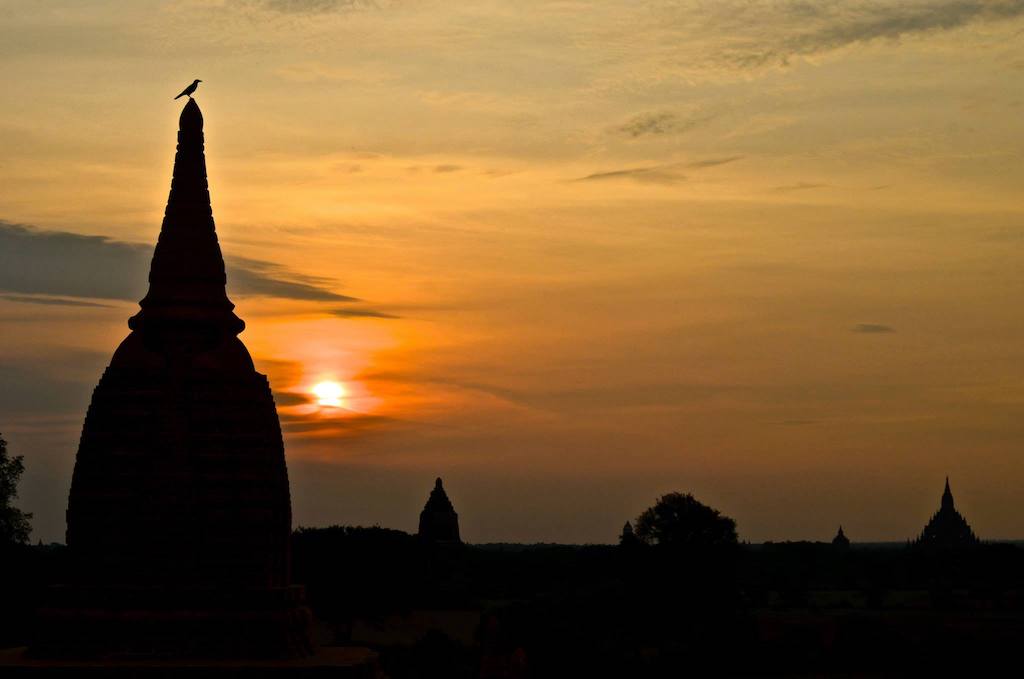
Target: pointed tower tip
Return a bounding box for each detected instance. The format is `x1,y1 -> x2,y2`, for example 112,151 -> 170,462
435,477 -> 443,489
941,476 -> 955,511
179,98 -> 203,132
130,94 -> 241,338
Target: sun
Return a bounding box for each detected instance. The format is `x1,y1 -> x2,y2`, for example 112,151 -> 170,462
312,380 -> 346,408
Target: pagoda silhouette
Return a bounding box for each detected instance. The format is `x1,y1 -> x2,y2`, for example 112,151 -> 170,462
418,477 -> 461,543
30,99 -> 317,660
912,477 -> 980,549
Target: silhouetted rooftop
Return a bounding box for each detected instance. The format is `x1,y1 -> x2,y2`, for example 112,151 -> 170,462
914,477 -> 979,549
418,477 -> 460,543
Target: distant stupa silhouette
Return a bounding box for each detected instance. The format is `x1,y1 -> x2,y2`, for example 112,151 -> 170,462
913,477 -> 979,549
418,477 -> 461,543
35,98 -> 312,659
831,525 -> 850,548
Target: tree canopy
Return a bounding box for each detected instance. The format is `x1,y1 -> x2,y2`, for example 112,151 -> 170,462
634,492 -> 737,549
0,433 -> 32,545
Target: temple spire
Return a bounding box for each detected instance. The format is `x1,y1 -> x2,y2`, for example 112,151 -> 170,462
913,476 -> 979,549
941,476 -> 954,511
129,98 -> 243,336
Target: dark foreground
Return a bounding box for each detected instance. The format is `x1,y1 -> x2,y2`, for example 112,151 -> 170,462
5,530 -> 1024,677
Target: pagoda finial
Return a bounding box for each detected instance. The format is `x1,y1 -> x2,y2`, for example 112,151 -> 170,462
129,98 -> 243,337
941,476 -> 955,511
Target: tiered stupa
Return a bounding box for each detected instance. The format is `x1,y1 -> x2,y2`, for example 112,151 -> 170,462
418,477 -> 461,543
34,98 -> 312,659
913,477 -> 979,549
831,526 -> 850,548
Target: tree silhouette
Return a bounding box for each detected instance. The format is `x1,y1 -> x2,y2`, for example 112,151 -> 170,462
634,492 -> 737,548
0,433 -> 32,545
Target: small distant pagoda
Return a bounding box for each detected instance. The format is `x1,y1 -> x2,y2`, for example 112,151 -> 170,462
418,477 -> 461,543
912,477 -> 980,549
831,526 -> 850,549
620,521 -> 638,545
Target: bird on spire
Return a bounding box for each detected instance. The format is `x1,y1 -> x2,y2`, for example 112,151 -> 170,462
174,79 -> 202,100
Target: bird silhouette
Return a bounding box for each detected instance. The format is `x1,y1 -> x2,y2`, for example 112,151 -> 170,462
174,79 -> 202,100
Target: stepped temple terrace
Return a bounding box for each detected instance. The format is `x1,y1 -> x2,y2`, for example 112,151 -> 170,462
12,99 -> 377,675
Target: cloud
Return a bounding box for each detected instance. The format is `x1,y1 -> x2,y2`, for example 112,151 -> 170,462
433,164 -> 462,173
0,294 -> 114,308
256,0 -> 379,14
330,307 -> 401,319
227,256 -> 356,302
278,410 -> 400,437
616,110 -> 719,138
572,156 -> 741,185
573,164 -> 687,185
0,221 -> 351,303
686,156 -> 744,169
852,323 -> 895,333
772,182 -> 827,192
273,391 -> 314,406
709,0 -> 1024,68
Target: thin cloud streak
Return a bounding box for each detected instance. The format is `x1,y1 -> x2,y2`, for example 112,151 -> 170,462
572,156 -> 741,184
772,182 -> 828,192
330,307 -> 401,319
573,164 -> 685,185
853,323 -> 896,333
0,294 -> 115,308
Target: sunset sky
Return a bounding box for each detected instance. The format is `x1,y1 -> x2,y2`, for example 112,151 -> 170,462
3,0 -> 1024,544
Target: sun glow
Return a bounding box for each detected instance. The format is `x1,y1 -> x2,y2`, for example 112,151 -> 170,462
312,380 -> 346,408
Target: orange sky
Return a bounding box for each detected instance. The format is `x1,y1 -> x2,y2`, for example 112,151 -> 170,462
3,1 -> 1024,543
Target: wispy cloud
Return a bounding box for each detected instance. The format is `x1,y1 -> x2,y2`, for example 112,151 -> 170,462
616,110 -> 720,138
255,0 -> 380,14
573,163 -> 687,185
572,155 -> 742,185
0,294 -> 114,308
227,256 -> 356,302
686,156 -> 744,169
330,307 -> 401,319
273,391 -> 314,407
705,0 -> 1024,68
0,221 -> 352,303
772,182 -> 828,192
852,323 -> 895,333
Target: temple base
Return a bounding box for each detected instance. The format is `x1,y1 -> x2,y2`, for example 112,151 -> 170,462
0,646 -> 380,678
30,585 -> 314,660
